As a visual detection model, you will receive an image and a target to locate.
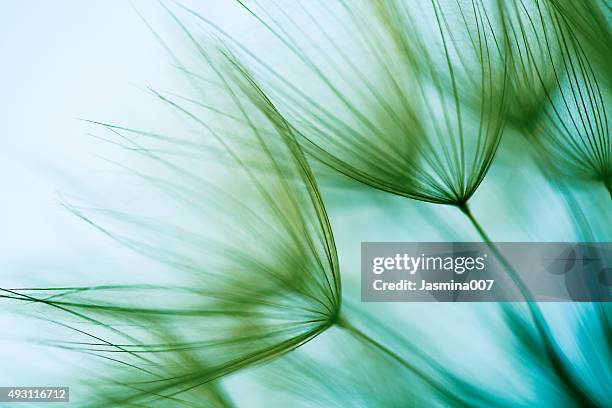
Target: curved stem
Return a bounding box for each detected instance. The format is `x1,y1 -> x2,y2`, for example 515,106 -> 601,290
458,203 -> 534,300
336,316 -> 475,407
458,203 -> 601,408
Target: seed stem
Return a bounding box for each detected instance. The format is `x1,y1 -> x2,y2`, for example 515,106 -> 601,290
336,316 -> 471,407
458,202 -> 600,408
458,203 -> 533,299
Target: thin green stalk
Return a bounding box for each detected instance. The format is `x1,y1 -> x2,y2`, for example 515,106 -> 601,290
458,203 -> 533,299
336,316 -> 475,408
458,203 -> 602,408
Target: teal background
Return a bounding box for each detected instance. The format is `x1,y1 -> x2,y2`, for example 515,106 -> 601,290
0,1 -> 610,406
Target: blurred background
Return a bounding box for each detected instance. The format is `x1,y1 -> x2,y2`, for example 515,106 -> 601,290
1,1 -> 610,407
